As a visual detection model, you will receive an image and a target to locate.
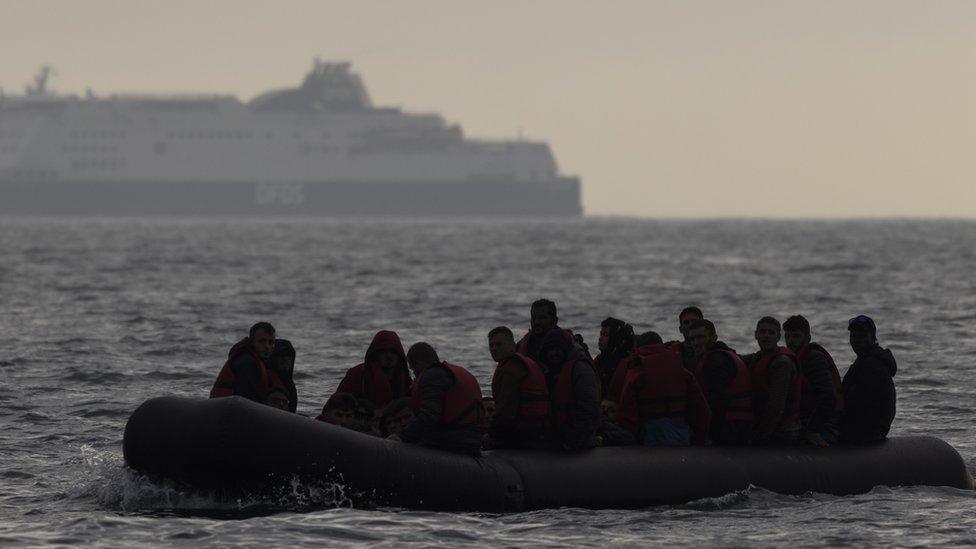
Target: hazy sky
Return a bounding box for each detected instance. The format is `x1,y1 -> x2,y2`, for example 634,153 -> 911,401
2,0 -> 974,217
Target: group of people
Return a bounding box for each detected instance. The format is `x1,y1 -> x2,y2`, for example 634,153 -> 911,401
208,300 -> 898,455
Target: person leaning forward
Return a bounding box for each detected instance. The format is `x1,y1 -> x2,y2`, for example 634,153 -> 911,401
390,342 -> 485,456
333,330 -> 412,409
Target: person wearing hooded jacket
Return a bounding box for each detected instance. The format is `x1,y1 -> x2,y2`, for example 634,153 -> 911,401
268,339 -> 298,413
334,330 -> 412,409
593,317 -> 635,397
840,315 -> 897,444
210,322 -> 283,406
540,328 -> 601,450
617,331 -> 711,446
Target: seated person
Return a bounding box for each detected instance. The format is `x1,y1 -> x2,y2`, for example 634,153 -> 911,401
379,398 -> 414,439
390,342 -> 485,456
268,339 -> 298,413
486,326 -> 551,449
482,396 -> 496,426
686,319 -> 754,445
210,321 -> 284,407
741,316 -> 801,445
333,330 -> 412,408
617,331 -> 710,446
783,315 -> 843,447
316,392 -> 358,427
593,317 -> 635,396
540,329 -> 601,451
840,315 -> 897,444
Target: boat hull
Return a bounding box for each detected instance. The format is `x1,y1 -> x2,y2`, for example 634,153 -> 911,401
123,396 -> 975,511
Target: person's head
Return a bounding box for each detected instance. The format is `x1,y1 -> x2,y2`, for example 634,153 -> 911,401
783,315 -> 812,353
678,306 -> 704,337
686,319 -> 716,354
540,328 -> 573,369
600,399 -> 619,421
379,398 -> 414,437
488,326 -> 517,362
755,316 -> 782,352
266,390 -> 290,411
598,317 -> 632,353
249,322 -> 276,359
375,349 -> 400,373
270,339 -> 296,377
482,396 -> 496,423
406,342 -> 440,377
634,331 -> 664,347
352,399 -> 378,434
530,299 -> 558,335
320,392 -> 358,426
848,315 -> 878,355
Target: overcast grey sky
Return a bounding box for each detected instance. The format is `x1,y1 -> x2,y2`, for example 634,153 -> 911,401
2,0 -> 974,217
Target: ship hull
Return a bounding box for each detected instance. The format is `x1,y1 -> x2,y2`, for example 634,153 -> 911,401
0,177 -> 581,216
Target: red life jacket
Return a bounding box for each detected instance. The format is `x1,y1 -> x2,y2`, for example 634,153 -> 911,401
499,353 -> 550,420
209,339 -> 272,400
621,344 -> 690,425
694,346 -> 753,422
411,362 -> 486,432
335,362 -> 411,408
796,342 -> 845,414
551,355 -> 597,427
749,346 -> 801,425
605,354 -> 634,402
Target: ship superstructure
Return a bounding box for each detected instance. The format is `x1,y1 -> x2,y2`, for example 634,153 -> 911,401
0,61 -> 580,215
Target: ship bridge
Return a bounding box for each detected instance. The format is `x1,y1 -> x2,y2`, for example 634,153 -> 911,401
249,60 -> 373,113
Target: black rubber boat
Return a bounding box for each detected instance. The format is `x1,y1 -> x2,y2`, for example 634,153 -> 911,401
123,396 -> 974,511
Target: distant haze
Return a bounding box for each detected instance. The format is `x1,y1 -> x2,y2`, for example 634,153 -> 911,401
2,0 -> 974,218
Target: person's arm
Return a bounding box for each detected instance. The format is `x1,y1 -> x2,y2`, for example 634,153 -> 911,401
562,361 -> 600,448
801,350 -> 837,434
334,366 -> 361,398
755,356 -> 794,441
400,367 -> 450,443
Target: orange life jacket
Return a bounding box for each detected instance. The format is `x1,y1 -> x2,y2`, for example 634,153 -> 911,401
694,345 -> 754,422
411,362 -> 485,431
750,346 -> 801,426
209,338 -> 274,401
500,353 -> 550,420
551,355 -> 597,427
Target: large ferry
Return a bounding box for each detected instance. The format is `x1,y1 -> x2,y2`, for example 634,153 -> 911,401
0,61 -> 580,216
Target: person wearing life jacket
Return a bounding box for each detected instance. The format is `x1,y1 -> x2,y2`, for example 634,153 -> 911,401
268,339 -> 298,413
594,317 -> 635,396
686,319 -> 753,445
783,315 -> 843,447
486,326 -> 552,449
333,330 -> 412,409
840,315 -> 897,444
665,306 -> 705,372
617,331 -> 711,446
540,328 -> 601,450
516,299 -> 560,363
741,316 -> 801,445
390,342 -> 485,455
315,392 -> 358,427
209,322 -> 283,406
379,397 -> 414,439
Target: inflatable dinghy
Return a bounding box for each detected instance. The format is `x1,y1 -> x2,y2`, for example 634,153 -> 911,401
123,396 -> 974,511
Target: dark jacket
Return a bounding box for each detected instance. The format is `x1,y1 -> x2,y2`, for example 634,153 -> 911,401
797,343 -> 841,436
334,330 -> 412,408
542,329 -> 601,450
269,339 -> 298,412
700,341 -> 753,445
400,365 -> 483,455
841,344 -> 897,443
